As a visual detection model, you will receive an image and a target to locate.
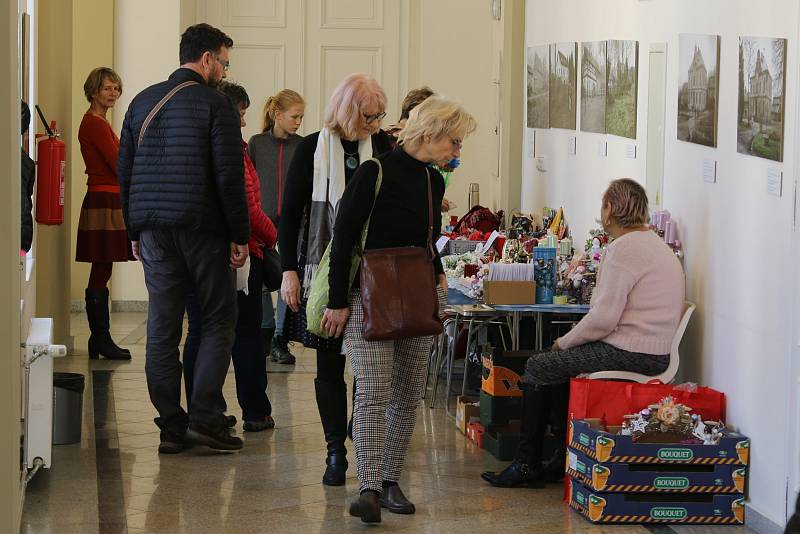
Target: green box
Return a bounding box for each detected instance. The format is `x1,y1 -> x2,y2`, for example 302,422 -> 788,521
479,390 -> 521,426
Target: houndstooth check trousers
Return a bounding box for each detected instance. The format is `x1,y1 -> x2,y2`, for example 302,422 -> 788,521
344,287 -> 446,494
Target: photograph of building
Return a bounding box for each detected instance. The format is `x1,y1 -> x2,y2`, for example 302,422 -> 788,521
606,39 -> 638,139
677,34 -> 719,147
738,36 -> 786,161
549,42 -> 577,130
580,41 -> 607,134
527,45 -> 550,128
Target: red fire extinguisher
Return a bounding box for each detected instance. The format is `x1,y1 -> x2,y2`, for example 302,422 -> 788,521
35,105 -> 66,225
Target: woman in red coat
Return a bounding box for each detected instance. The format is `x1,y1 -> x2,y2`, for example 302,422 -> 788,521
181,81 -> 278,440
76,67 -> 130,360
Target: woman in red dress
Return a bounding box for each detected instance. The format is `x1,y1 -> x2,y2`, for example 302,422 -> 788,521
76,67 -> 131,360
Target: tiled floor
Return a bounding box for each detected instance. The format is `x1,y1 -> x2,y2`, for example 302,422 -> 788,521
21,311 -> 756,533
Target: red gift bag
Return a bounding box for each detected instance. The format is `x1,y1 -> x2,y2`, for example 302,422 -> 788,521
567,377 -> 726,426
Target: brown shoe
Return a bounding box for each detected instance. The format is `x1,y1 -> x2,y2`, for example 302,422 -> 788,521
349,491 -> 381,523
379,485 -> 415,514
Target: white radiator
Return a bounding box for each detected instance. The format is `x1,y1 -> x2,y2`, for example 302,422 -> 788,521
23,317 -> 66,472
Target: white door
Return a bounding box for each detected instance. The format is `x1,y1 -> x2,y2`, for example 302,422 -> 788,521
193,0 -> 407,142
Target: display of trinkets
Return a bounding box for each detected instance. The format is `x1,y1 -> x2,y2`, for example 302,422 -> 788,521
619,396 -> 727,445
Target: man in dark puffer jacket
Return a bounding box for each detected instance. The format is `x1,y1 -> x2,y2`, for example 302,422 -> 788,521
118,23 -> 250,453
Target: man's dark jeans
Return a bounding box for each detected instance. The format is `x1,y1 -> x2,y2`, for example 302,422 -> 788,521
139,229 -> 237,433
184,254 -> 272,422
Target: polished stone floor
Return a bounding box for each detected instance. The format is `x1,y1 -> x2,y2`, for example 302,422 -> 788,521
21,311 -> 756,533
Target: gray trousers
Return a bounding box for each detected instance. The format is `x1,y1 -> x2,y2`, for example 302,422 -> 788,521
139,229 -> 237,433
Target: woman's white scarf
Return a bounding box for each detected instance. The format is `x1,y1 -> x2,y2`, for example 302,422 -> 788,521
304,127 -> 373,290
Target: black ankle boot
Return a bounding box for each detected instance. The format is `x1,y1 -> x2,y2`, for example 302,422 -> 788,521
481,460 -> 545,488
86,288 -> 131,360
315,378 -> 349,486
543,382 -> 570,483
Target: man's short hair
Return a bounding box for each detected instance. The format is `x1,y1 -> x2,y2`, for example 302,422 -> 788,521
217,81 -> 250,109
179,23 -> 234,64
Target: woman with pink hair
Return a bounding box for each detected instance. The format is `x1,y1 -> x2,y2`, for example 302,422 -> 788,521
278,73 -> 392,486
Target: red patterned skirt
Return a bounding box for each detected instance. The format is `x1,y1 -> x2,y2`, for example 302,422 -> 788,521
75,185 -> 132,263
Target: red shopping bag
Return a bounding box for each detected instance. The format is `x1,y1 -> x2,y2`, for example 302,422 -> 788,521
563,378 -> 726,501
567,377 -> 726,426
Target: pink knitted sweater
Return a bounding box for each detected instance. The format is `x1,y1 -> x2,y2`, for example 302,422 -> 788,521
557,230 -> 685,355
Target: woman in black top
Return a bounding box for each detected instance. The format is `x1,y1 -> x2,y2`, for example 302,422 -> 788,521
322,96 -> 476,524
278,73 -> 392,487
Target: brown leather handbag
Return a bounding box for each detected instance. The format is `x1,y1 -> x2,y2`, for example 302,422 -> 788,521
359,165 -> 443,341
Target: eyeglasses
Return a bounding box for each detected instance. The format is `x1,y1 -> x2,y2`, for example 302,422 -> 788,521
214,55 -> 230,72
362,111 -> 386,125
449,137 -> 463,150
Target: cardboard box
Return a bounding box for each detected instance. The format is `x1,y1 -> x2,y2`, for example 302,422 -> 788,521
455,395 -> 480,435
466,422 -> 485,448
483,421 -> 521,461
567,447 -> 747,494
479,390 -> 521,426
481,350 -> 532,397
483,280 -> 536,305
569,478 -> 744,524
568,419 -> 751,467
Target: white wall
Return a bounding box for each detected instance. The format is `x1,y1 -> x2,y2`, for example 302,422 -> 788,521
111,0 -> 181,302
524,0 -> 798,528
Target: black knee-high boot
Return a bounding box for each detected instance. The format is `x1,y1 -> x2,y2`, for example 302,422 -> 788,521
86,288 -> 131,360
314,378 -> 348,485
542,382 -> 570,482
481,383 -> 549,488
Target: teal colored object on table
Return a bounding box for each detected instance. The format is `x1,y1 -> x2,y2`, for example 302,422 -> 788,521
533,247 -> 557,304
306,159 -> 383,338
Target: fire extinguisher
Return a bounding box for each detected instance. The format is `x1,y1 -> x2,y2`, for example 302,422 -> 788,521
34,105 -> 66,225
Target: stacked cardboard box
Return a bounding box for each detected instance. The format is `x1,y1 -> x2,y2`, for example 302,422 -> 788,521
566,419 -> 750,525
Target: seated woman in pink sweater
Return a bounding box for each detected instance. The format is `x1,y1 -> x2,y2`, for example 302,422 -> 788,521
482,178 -> 685,488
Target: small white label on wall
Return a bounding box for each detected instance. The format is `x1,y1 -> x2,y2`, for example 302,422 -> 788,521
568,136 -> 577,155
767,168 -> 783,197
702,159 -> 717,184
598,141 -> 607,157
625,144 -> 637,159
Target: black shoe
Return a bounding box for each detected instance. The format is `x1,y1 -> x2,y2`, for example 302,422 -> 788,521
323,452 -> 348,486
349,491 -> 381,523
379,485 -> 415,514
158,429 -> 186,454
85,288 -> 131,360
542,448 -> 567,482
481,460 -> 545,488
224,415 -> 237,429
243,416 -> 275,432
186,423 -> 243,451
270,336 -> 296,364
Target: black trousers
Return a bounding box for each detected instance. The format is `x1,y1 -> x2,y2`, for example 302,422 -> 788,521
185,255 -> 271,421
140,229 -> 236,433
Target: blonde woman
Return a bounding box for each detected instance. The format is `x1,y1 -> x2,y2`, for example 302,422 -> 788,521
248,89 -> 305,364
278,73 -> 392,486
323,96 -> 476,523
76,67 -> 130,360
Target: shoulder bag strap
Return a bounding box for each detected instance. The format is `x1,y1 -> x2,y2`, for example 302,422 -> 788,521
356,158 -> 384,255
137,80 -> 198,148
425,167 -> 434,259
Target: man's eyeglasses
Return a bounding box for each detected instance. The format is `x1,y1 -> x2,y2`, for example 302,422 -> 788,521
363,111 -> 387,125
214,55 -> 230,72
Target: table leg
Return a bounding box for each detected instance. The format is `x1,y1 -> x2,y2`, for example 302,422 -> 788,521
460,319 -> 477,400
444,315 -> 461,416
535,312 -> 543,351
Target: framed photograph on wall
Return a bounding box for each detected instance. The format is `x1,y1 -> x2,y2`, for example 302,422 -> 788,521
737,36 -> 787,162
677,34 -> 720,147
606,39 -> 639,139
580,41 -> 607,134
527,45 -> 550,129
549,42 -> 577,130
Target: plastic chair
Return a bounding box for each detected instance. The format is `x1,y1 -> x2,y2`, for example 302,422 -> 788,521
585,301 -> 696,384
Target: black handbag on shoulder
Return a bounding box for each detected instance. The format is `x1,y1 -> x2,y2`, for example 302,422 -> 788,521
262,247 -> 283,292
